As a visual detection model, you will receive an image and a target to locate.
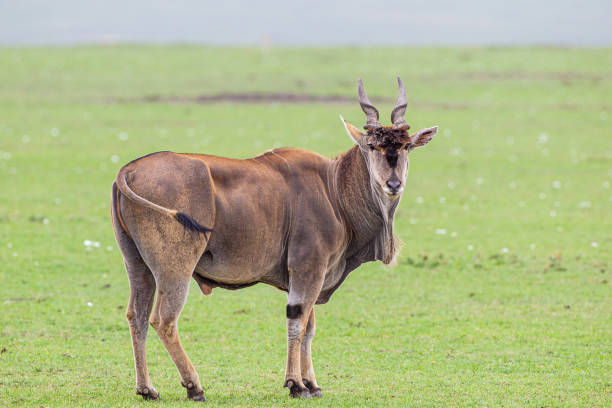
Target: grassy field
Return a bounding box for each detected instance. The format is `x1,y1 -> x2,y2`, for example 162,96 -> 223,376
0,46 -> 610,407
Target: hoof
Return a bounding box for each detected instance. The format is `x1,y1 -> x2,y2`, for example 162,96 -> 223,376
284,379 -> 312,399
303,379 -> 322,398
182,381 -> 206,402
188,392 -> 206,402
137,386 -> 160,400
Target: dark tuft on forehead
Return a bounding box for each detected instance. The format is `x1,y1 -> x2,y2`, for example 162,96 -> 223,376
367,127 -> 410,148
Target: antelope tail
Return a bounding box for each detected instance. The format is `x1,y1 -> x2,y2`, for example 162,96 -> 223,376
115,168 -> 211,235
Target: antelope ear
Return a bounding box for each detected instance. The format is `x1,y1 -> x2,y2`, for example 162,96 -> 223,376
410,126 -> 438,148
340,115 -> 366,144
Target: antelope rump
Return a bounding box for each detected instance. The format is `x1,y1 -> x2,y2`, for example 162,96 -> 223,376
110,78 -> 438,401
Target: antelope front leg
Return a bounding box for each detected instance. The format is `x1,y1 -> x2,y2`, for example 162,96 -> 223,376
300,308 -> 322,397
284,267 -> 325,398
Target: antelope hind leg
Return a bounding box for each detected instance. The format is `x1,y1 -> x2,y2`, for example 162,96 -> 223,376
150,273 -> 206,401
111,186 -> 160,400
125,259 -> 159,400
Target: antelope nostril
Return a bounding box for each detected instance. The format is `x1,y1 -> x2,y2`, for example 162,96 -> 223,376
386,180 -> 401,190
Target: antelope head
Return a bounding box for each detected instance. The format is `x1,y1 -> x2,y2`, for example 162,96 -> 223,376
342,77 -> 438,199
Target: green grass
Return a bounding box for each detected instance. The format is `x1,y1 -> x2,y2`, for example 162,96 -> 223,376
0,46 -> 610,407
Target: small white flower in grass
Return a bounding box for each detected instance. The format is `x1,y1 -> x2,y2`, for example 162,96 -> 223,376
51,128 -> 60,137
467,245 -> 474,251
538,133 -> 549,144
93,241 -> 100,248
470,195 -> 478,201
13,252 -> 18,257
9,167 -> 17,174
106,246 -> 113,251
506,137 -> 515,145
84,240 -> 92,247
556,226 -> 563,232
87,302 -> 93,307
450,231 -> 457,238
416,196 -> 424,204
435,228 -> 447,235
22,135 -> 30,143
110,155 -> 119,163
550,210 -> 556,217
443,129 -> 452,138
450,147 -> 462,156
554,201 -> 561,208
42,218 -> 49,225
7,243 -> 12,248
54,198 -> 61,205
439,197 -> 446,204
509,182 -> 516,189
472,120 -> 480,130
601,112 -> 608,121
578,201 -> 591,209
409,218 -> 417,225
118,132 -> 128,141
529,244 -> 536,249
463,204 -> 470,211
603,181 -> 610,189
552,181 -> 562,189
501,248 -> 509,254
476,177 -> 483,185
591,242 -> 598,248
539,193 -> 546,200
518,201 -> 526,207
447,181 -> 455,189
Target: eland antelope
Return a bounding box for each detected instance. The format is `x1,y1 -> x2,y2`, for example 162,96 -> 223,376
111,78 -> 438,401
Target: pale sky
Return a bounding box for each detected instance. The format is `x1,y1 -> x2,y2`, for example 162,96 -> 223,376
1,0 -> 610,46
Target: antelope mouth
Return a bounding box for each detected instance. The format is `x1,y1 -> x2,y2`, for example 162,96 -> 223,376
382,187 -> 403,199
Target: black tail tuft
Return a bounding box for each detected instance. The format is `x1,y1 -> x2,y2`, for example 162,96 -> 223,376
175,212 -> 212,235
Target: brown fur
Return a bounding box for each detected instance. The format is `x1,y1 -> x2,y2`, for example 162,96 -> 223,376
111,84 -> 437,402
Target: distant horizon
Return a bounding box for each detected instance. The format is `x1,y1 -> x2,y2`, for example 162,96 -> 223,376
1,0 -> 611,47
1,41 -> 611,49
2,43 -> 610,49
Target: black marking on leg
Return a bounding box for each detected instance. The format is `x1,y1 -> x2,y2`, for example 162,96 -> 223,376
286,304 -> 302,319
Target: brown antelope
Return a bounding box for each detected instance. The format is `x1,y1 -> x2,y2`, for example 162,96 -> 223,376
111,78 -> 438,401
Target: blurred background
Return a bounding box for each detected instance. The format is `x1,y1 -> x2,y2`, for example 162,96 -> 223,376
0,2 -> 610,407
2,0 -> 611,46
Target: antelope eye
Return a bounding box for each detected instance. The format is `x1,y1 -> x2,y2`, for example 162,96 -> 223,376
367,143 -> 376,151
